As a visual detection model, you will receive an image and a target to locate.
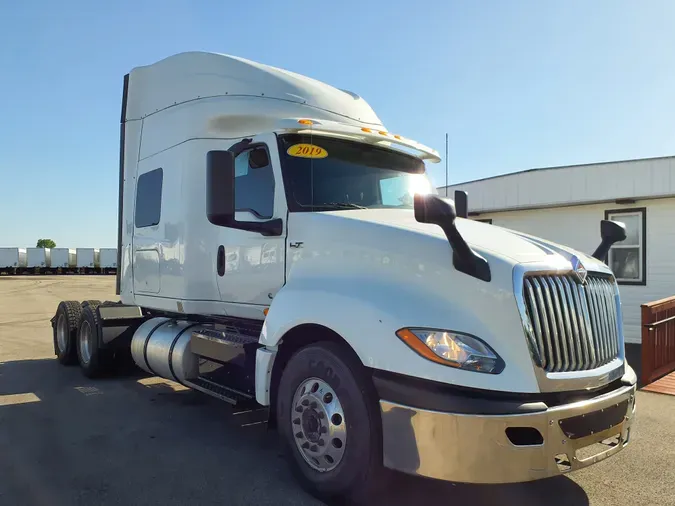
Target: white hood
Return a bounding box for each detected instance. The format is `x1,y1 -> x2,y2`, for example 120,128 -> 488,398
314,208 -> 608,270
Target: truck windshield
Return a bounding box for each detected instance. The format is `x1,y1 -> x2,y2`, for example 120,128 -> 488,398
277,133 -> 435,212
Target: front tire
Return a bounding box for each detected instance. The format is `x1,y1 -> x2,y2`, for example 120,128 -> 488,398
276,342 -> 384,503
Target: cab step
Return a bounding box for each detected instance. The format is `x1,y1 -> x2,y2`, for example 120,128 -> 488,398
183,376 -> 269,427
183,377 -> 253,405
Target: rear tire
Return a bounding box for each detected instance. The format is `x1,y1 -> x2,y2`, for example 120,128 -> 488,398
76,303 -> 113,378
53,301 -> 82,365
276,342 -> 385,504
81,300 -> 101,308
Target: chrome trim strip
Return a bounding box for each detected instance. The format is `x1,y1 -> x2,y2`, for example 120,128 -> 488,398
603,279 -> 619,358
578,283 -> 598,368
547,277 -> 568,371
542,278 -> 562,371
607,280 -> 620,357
525,279 -> 546,369
570,279 -> 590,369
534,278 -> 555,369
556,277 -> 575,370
561,277 -> 582,369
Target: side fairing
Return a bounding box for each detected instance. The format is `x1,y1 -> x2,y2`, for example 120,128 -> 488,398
118,117 -> 142,304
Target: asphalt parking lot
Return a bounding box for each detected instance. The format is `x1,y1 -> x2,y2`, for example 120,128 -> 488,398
1,276 -> 674,506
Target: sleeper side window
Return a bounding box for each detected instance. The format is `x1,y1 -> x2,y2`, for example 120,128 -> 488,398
135,168 -> 163,228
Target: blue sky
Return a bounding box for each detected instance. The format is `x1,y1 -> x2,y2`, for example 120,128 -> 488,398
1,0 -> 674,248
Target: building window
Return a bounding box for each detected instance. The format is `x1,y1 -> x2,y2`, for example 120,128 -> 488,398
234,146 -> 275,219
605,208 -> 646,285
135,168 -> 163,228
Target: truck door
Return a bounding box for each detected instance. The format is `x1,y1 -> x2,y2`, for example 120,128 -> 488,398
215,133 -> 287,307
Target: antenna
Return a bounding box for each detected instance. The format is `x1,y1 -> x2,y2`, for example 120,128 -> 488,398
445,133 -> 449,197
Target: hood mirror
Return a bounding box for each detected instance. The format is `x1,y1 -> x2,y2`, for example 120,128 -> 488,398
414,193 -> 491,282
454,190 -> 469,218
414,193 -> 457,224
592,219 -> 627,261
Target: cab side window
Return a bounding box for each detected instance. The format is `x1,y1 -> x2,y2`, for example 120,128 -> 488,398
234,146 -> 275,219
135,167 -> 163,227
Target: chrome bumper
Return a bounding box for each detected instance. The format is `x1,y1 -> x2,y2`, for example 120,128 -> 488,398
379,382 -> 636,484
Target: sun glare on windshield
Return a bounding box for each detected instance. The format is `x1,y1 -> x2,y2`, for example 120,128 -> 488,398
408,174 -> 432,196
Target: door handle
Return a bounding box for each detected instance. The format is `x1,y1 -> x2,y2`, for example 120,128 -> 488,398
217,245 -> 225,276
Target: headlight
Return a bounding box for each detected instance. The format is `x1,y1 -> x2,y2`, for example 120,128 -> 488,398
396,328 -> 504,374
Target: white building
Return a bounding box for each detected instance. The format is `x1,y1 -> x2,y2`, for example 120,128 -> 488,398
440,155 -> 675,345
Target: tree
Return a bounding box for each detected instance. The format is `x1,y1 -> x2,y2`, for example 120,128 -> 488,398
36,239 -> 56,249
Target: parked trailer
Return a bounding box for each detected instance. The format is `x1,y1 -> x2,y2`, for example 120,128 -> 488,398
51,52 -> 638,504
51,248 -> 77,273
27,248 -> 50,274
0,248 -> 27,274
98,248 -> 118,274
76,248 -> 97,273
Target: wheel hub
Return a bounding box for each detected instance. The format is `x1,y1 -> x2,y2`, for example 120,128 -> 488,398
56,314 -> 68,353
79,321 -> 92,365
301,409 -> 322,442
291,378 -> 346,473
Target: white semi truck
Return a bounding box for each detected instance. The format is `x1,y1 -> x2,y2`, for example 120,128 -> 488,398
51,51 -> 637,502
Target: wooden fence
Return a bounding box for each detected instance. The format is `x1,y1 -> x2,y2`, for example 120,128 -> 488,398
641,295 -> 675,385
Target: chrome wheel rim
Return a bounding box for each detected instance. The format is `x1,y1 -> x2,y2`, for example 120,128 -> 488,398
56,314 -> 68,353
291,377 -> 346,472
79,321 -> 92,365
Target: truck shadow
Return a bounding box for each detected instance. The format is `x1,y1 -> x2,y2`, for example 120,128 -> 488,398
365,471 -> 588,506
0,358 -> 589,506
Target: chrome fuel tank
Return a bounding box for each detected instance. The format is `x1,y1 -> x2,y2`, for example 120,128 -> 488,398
130,317 -> 199,384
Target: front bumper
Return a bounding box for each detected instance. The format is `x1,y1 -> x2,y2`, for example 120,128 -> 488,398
377,370 -> 637,484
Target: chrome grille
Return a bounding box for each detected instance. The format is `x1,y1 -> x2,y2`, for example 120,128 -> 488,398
523,274 -> 620,372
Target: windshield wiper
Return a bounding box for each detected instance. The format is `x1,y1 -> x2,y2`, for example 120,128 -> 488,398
318,202 -> 368,210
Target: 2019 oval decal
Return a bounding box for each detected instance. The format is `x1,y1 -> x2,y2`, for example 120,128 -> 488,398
287,143 -> 328,159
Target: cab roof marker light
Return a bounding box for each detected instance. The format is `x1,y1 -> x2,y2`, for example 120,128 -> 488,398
298,119 -> 316,125
275,118 -> 441,163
